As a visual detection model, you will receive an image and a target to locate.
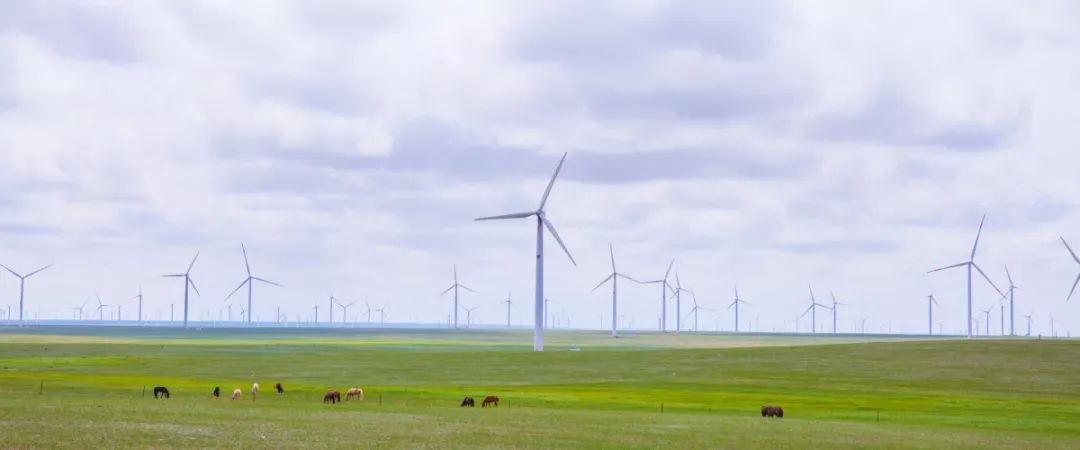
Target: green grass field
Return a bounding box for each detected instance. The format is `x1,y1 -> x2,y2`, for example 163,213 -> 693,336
0,327 -> 1077,449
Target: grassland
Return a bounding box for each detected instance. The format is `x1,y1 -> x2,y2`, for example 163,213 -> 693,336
0,327 -> 1077,449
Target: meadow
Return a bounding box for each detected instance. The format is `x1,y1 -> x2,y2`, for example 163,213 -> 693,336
0,326 -> 1077,449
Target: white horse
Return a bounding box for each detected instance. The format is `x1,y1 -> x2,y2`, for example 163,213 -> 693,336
251,383 -> 259,401
231,388 -> 242,400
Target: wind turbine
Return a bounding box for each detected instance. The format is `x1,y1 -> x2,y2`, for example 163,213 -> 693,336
800,285 -> 831,334
685,291 -> 710,332
162,253 -> 200,328
375,303 -> 387,326
928,215 -> 1004,338
1024,311 -> 1033,336
925,294 -> 939,335
829,292 -> 847,334
0,263 -> 52,323
474,152 -> 576,351
592,244 -> 641,337
224,244 -> 282,324
337,300 -> 356,326
727,286 -> 750,332
544,297 -> 553,329
643,259 -> 676,332
464,305 -> 479,328
981,307 -> 992,336
364,301 -> 373,323
72,301 -> 86,321
503,293 -> 512,328
130,284 -> 144,325
671,273 -> 692,333
312,303 -> 318,324
1001,266 -> 1018,336
94,295 -> 111,321
441,265 -> 474,329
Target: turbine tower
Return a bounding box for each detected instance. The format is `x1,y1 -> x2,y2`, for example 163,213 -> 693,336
727,286 -> 750,332
800,285 -> 831,334
503,293 -> 512,328
162,253 -> 200,328
672,273 -> 691,333
928,215 -> 1004,338
224,244 -> 283,324
1002,266 -> 1018,336
0,263 -> 52,323
981,307 -> 992,336
644,260 -> 676,332
829,292 -> 847,334
592,244 -> 641,337
441,265 -> 474,329
685,291 -> 709,332
1023,311 -> 1033,336
925,294 -> 939,335
130,284 -> 144,325
475,153 -> 576,352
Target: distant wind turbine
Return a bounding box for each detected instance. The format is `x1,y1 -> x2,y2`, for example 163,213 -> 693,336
464,305 -> 479,328
1001,266 -> 1018,336
728,286 -> 750,333
685,291 -> 710,332
503,293 -> 512,328
95,295 -> 111,321
672,273 -> 691,333
644,259 -> 676,332
925,294 -> 939,335
981,307 -> 992,336
312,303 -> 319,324
328,295 -> 338,324
73,301 -> 86,321
592,244 -> 641,337
830,292 -> 847,334
800,285 -> 831,334
441,265 -> 474,329
224,244 -> 282,324
162,253 -> 200,328
475,152 -> 576,351
1023,311 -> 1033,336
0,263 -> 52,323
928,215 -> 1004,338
130,284 -> 144,325
337,300 -> 356,326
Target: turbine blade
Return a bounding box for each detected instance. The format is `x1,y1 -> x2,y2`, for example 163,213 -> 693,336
609,243 -> 616,272
459,284 -> 476,293
1061,237 -> 1080,264
224,279 -> 249,301
664,259 -> 675,280
972,264 -> 1004,297
475,211 -> 536,221
188,278 -> 202,296
1004,265 -> 1014,286
928,262 -> 969,273
616,273 -> 643,283
24,264 -> 52,278
800,304 -> 813,318
241,243 -> 252,277
539,152 -> 567,210
0,264 -> 20,278
253,277 -> 283,287
542,217 -> 576,266
162,274 -> 185,278
1068,273 -> 1080,302
440,285 -> 454,295
970,214 -> 986,260
187,252 -> 200,273
592,274 -> 615,291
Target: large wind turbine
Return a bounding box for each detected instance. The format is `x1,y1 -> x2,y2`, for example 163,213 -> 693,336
925,294 -> 939,335
475,152 -> 577,352
162,253 -> 200,328
800,285 -> 831,334
1001,266 -> 1018,336
441,265 -> 474,329
728,286 -> 750,332
0,263 -> 52,323
644,260 -> 676,332
928,215 -> 1004,338
592,244 -> 641,337
829,292 -> 847,334
224,244 -> 282,324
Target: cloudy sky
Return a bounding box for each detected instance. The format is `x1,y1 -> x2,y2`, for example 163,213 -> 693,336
1,0 -> 1078,335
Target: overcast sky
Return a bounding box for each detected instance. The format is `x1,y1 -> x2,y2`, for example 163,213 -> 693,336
1,0 -> 1078,335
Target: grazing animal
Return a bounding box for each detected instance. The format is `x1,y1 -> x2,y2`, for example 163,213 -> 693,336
761,406 -> 784,418
153,386 -> 170,399
212,386 -> 220,398
232,388 -> 242,400
460,396 -> 475,407
482,396 -> 499,408
251,383 -> 259,401
346,387 -> 364,401
324,390 -> 341,404
275,383 -> 284,395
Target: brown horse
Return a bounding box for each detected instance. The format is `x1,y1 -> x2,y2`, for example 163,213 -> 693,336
482,396 -> 499,407
460,396 -> 475,407
324,390 -> 341,404
346,387 -> 364,401
761,405 -> 784,418
275,383 -> 284,395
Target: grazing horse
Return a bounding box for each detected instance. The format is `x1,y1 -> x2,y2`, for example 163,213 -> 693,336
324,390 -> 341,404
460,397 -> 475,407
482,396 -> 499,408
232,388 -> 242,400
251,383 -> 259,401
761,406 -> 784,418
153,386 -> 170,399
275,383 -> 284,395
345,387 -> 364,401
212,386 -> 221,398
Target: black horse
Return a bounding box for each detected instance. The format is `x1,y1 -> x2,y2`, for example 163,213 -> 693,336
212,386 -> 221,398
761,405 -> 784,418
153,386 -> 170,399
460,396 -> 475,407
275,383 -> 284,395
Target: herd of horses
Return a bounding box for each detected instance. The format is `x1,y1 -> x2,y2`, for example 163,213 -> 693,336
152,384 -> 782,418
